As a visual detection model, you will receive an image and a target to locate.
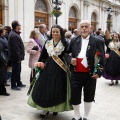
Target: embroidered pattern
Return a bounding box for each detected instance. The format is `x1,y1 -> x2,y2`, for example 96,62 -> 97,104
45,39 -> 65,56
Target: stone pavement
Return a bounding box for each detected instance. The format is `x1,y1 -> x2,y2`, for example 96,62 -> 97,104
0,53 -> 120,120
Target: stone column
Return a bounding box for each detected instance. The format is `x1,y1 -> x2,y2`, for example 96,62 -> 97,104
80,0 -> 84,21
115,12 -> 118,32
2,4 -> 8,25
83,0 -> 90,20
23,0 -> 34,42
101,7 -> 106,31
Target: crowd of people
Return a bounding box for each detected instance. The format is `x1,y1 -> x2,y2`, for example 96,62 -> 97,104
0,19 -> 120,120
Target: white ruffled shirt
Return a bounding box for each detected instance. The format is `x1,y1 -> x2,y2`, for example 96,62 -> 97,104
77,35 -> 90,68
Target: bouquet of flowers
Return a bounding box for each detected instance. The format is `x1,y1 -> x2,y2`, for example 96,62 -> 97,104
27,62 -> 45,95
34,62 -> 45,79
34,62 -> 45,72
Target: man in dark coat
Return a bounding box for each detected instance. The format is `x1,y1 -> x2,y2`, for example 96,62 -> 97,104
8,20 -> 26,90
0,34 -> 10,96
65,20 -> 105,120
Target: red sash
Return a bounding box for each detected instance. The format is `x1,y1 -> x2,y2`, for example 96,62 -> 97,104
75,58 -> 89,72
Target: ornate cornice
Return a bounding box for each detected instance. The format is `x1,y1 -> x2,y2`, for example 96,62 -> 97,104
84,0 -> 90,6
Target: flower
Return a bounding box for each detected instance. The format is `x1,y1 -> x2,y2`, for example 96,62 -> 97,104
94,50 -> 101,74
34,62 -> 45,70
96,51 -> 101,56
51,9 -> 62,17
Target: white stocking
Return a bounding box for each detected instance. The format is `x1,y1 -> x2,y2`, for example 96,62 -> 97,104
84,102 -> 92,119
41,110 -> 48,115
72,104 -> 81,119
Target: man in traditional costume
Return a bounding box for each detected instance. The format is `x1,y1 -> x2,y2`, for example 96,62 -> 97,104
65,20 -> 105,120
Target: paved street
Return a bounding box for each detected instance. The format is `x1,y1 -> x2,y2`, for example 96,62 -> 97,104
0,53 -> 120,120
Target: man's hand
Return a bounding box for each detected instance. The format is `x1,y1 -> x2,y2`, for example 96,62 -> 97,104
91,74 -> 99,79
71,58 -> 77,66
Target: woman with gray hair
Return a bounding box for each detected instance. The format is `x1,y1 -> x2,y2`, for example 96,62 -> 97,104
65,31 -> 72,43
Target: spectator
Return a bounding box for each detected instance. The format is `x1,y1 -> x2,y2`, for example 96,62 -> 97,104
72,29 -> 79,38
0,27 -> 10,96
65,31 -> 72,43
105,30 -> 112,53
8,20 -> 26,90
4,26 -> 12,83
38,24 -> 48,47
95,30 -> 104,41
27,29 -> 42,83
4,26 -> 11,41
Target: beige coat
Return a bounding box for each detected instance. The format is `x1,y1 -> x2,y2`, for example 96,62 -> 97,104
27,38 -> 41,69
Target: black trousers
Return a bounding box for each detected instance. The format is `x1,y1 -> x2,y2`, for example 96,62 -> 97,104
0,82 -> 6,94
71,72 -> 97,105
11,62 -> 22,87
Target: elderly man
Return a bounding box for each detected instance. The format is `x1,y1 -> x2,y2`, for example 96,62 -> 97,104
38,24 -> 48,47
65,20 -> 105,120
72,29 -> 79,38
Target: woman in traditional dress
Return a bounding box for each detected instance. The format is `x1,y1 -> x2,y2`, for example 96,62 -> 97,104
103,33 -> 120,85
27,25 -> 72,118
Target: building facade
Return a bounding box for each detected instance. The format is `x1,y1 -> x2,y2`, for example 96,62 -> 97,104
0,0 -> 120,42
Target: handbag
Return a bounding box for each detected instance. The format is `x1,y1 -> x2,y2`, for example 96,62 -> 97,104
32,46 -> 39,51
0,51 -> 8,64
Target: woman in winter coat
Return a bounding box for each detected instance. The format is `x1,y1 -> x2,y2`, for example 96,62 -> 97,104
27,29 -> 42,83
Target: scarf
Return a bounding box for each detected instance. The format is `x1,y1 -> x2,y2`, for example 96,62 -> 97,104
34,38 -> 42,50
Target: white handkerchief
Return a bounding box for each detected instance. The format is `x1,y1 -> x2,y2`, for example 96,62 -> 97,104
81,57 -> 88,68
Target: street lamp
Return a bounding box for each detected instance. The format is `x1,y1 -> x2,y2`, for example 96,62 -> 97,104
52,0 -> 63,24
106,7 -> 113,32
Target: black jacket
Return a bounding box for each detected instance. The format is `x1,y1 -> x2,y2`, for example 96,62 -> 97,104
0,39 -> 7,83
8,30 -> 25,62
65,35 -> 105,77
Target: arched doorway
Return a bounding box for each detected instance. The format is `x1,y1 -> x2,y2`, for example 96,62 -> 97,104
91,12 -> 97,32
0,0 -> 2,25
34,0 -> 48,27
69,6 -> 77,32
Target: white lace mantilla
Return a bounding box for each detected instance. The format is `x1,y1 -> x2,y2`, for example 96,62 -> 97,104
109,41 -> 120,50
45,39 -> 65,56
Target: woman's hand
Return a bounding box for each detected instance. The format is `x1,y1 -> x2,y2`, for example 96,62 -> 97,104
105,54 -> 109,59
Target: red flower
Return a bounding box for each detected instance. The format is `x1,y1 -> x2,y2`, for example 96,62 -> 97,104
96,52 -> 101,56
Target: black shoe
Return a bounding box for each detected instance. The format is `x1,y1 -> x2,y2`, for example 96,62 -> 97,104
72,118 -> 82,120
17,84 -> 26,87
40,111 -> 49,118
83,118 -> 87,120
115,81 -> 118,85
109,82 -> 114,86
4,83 -> 10,86
53,112 -> 58,116
0,92 -> 10,96
11,87 -> 21,90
